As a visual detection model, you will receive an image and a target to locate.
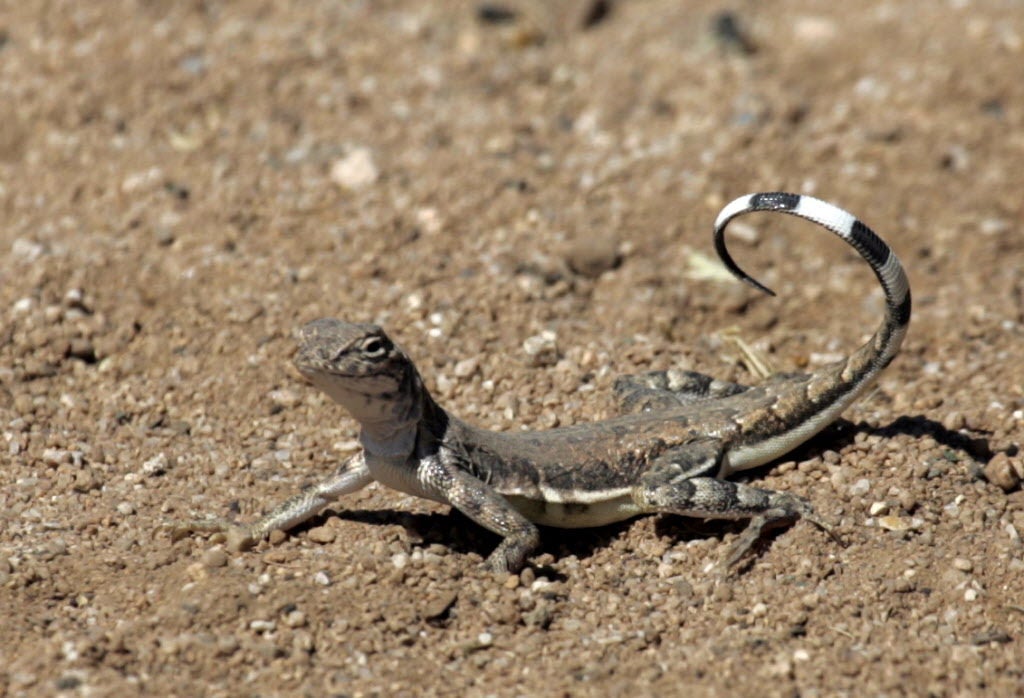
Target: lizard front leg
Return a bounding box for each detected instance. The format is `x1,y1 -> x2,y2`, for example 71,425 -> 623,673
418,456 -> 540,574
171,452 -> 373,552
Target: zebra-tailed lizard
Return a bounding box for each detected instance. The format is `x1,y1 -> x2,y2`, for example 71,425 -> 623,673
175,192 -> 910,573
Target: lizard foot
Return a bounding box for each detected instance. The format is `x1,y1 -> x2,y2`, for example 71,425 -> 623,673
484,529 -> 541,575
167,519 -> 258,553
721,494 -> 842,573
613,369 -> 751,415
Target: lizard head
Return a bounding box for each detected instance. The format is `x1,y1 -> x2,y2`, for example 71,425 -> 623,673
293,319 -> 423,426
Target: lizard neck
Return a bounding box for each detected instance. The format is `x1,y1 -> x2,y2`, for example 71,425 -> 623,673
358,366 -> 448,460
360,421 -> 418,459
360,380 -> 453,503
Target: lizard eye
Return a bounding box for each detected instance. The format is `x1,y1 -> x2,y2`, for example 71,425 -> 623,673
361,337 -> 388,357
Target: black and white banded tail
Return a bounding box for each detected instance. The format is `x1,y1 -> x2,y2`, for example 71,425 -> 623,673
711,192 -> 911,472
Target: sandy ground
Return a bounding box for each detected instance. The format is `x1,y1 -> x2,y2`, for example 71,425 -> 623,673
2,1 -> 1024,695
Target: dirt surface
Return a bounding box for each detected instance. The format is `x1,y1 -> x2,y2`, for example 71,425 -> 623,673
2,1 -> 1024,695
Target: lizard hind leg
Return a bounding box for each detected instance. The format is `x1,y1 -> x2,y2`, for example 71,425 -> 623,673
613,368 -> 750,415
633,439 -> 826,570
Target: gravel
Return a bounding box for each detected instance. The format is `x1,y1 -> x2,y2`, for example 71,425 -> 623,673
1,1 -> 1022,696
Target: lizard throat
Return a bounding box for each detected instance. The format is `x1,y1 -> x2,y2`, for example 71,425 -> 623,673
360,421 -> 418,459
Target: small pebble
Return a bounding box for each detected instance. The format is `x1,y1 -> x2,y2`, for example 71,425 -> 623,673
983,453 -> 1020,492
952,557 -> 973,572
216,636 -> 240,656
942,411 -> 966,431
307,526 -> 337,544
869,501 -> 889,516
565,236 -> 620,278
421,591 -> 458,621
794,16 -> 838,43
313,571 -> 331,586
11,238 -> 46,262
330,148 -> 379,190
877,516 -> 913,532
726,220 -> 761,244
42,448 -> 70,466
141,452 -> 170,477
523,331 -> 559,367
453,357 -> 479,378
894,577 -> 916,593
801,593 -> 819,610
202,548 -> 229,569
849,478 -> 871,497
284,610 -> 307,628
249,619 -> 276,633
154,227 -> 176,246
268,389 -> 302,409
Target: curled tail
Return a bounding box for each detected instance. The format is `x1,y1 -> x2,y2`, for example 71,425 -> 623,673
712,192 -> 911,473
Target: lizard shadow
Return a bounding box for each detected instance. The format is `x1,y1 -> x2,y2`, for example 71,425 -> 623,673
784,414 -> 995,463
316,508 -> 628,576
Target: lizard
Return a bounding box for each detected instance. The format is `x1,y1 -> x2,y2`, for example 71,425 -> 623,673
174,192 -> 911,574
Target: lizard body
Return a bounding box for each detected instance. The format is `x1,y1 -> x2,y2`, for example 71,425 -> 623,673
176,192 -> 910,573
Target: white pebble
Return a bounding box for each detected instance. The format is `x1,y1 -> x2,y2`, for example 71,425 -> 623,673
284,610 -> 307,628
330,148 -> 379,190
42,448 -> 69,466
268,389 -> 301,408
793,16 -> 837,43
952,557 -> 973,572
523,331 -> 559,367
11,238 -> 46,263
314,571 -> 331,586
848,478 -> 871,497
415,207 -> 442,235
121,166 -> 164,193
727,221 -> 760,244
453,358 -> 478,378
141,452 -> 170,477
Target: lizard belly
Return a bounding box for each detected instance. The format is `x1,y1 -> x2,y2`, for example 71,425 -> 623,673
505,493 -> 641,528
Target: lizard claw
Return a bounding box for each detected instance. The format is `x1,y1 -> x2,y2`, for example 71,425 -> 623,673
484,530 -> 539,575
484,547 -> 521,575
803,512 -> 845,548
720,504 -> 843,574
